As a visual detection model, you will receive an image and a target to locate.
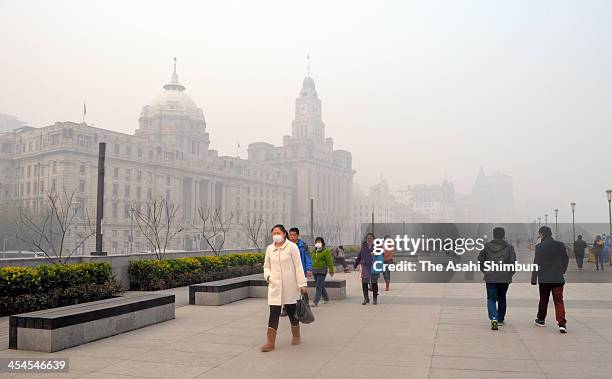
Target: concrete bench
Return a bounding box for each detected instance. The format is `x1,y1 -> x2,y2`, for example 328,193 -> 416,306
189,274 -> 346,306
9,293 -> 175,352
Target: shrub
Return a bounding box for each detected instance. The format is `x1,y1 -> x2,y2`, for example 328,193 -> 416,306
0,262 -> 122,316
128,252 -> 265,290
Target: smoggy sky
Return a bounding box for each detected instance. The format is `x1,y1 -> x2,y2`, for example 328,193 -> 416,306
1,0 -> 611,222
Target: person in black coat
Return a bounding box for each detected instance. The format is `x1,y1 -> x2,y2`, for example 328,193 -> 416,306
531,226 -> 569,333
573,235 -> 588,270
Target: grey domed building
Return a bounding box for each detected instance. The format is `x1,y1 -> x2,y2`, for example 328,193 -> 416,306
0,62 -> 354,254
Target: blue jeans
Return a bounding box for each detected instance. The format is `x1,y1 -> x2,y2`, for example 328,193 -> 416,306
486,283 -> 509,322
314,273 -> 329,304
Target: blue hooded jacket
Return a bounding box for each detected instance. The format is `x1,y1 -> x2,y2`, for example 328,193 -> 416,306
296,239 -> 312,274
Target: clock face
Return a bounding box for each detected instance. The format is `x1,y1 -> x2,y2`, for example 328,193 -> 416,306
298,104 -> 308,114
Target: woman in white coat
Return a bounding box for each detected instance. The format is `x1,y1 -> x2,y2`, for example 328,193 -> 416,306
260,224 -> 308,352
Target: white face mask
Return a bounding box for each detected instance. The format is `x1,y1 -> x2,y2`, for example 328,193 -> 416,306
315,242 -> 323,249
272,234 -> 284,243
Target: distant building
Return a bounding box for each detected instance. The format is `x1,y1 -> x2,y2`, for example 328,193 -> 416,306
248,76 -> 354,244
394,180 -> 456,222
0,113 -> 27,133
456,166 -> 515,222
352,180 -> 412,241
0,62 -> 354,253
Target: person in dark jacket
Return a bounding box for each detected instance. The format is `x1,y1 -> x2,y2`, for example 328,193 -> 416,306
531,226 -> 569,333
573,235 -> 587,270
477,227 -> 516,330
354,232 -> 380,305
593,235 -> 605,271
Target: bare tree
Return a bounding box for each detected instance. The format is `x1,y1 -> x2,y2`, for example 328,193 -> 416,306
241,213 -> 266,253
19,189 -> 95,265
196,207 -> 233,256
131,197 -> 182,260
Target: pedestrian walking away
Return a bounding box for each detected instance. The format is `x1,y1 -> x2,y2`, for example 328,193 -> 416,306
531,226 -> 569,333
477,227 -> 516,330
311,237 -> 334,306
593,235 -> 605,271
573,235 -> 587,270
261,224 -> 308,352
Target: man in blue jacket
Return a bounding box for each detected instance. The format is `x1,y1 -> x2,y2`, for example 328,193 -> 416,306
280,227 -> 312,316
289,227 -> 313,278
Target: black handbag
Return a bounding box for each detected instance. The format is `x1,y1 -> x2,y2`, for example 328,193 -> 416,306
295,293 -> 315,324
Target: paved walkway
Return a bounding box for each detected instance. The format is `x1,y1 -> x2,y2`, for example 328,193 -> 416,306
2,272 -> 612,378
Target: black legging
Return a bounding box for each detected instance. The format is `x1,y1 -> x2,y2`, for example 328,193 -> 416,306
362,282 -> 378,298
268,304 -> 298,329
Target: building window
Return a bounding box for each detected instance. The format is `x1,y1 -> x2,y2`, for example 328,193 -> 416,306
52,161 -> 57,174
79,180 -> 86,193
114,144 -> 120,154
126,146 -> 131,156
80,162 -> 86,175
138,148 -> 142,158
147,188 -> 152,199
112,183 -> 118,197
124,203 -> 130,218
112,202 -> 118,218
166,175 -> 171,186
125,169 -> 131,180
113,167 -> 119,179
137,170 -> 142,182
124,185 -> 130,198
136,186 -> 142,198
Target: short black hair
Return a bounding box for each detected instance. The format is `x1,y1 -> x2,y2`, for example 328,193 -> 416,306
493,227 -> 505,240
289,227 -> 300,235
577,235 -> 583,239
315,236 -> 325,246
539,226 -> 552,238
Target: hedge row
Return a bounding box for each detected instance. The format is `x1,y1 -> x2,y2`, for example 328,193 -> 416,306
128,253 -> 265,291
0,262 -> 122,316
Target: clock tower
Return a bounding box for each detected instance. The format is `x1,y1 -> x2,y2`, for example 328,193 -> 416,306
291,76 -> 325,143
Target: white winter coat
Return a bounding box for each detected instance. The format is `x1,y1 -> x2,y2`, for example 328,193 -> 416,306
263,239 -> 307,306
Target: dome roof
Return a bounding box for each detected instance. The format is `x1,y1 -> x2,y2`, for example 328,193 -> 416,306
147,60 -> 199,113
149,88 -> 198,112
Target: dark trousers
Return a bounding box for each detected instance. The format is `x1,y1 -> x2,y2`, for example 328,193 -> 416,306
486,283 -> 509,322
362,281 -> 378,299
596,254 -> 605,270
574,253 -> 584,269
313,273 -> 329,304
537,284 -> 566,326
383,262 -> 392,284
269,304 -> 298,330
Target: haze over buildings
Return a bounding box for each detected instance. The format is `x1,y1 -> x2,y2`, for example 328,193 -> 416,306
1,1 -> 611,226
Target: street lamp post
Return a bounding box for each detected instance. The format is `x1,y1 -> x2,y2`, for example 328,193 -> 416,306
554,209 -> 559,240
606,190 -> 612,237
538,217 -> 541,229
544,214 -> 548,226
571,202 -> 576,242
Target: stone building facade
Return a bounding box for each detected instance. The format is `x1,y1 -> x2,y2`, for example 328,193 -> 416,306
0,64 -> 336,254
247,76 -> 354,245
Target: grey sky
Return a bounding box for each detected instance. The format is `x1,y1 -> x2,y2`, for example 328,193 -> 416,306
1,0 -> 611,222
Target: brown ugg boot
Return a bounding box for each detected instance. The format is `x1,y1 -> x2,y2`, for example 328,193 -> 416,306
291,325 -> 301,345
260,327 -> 277,352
